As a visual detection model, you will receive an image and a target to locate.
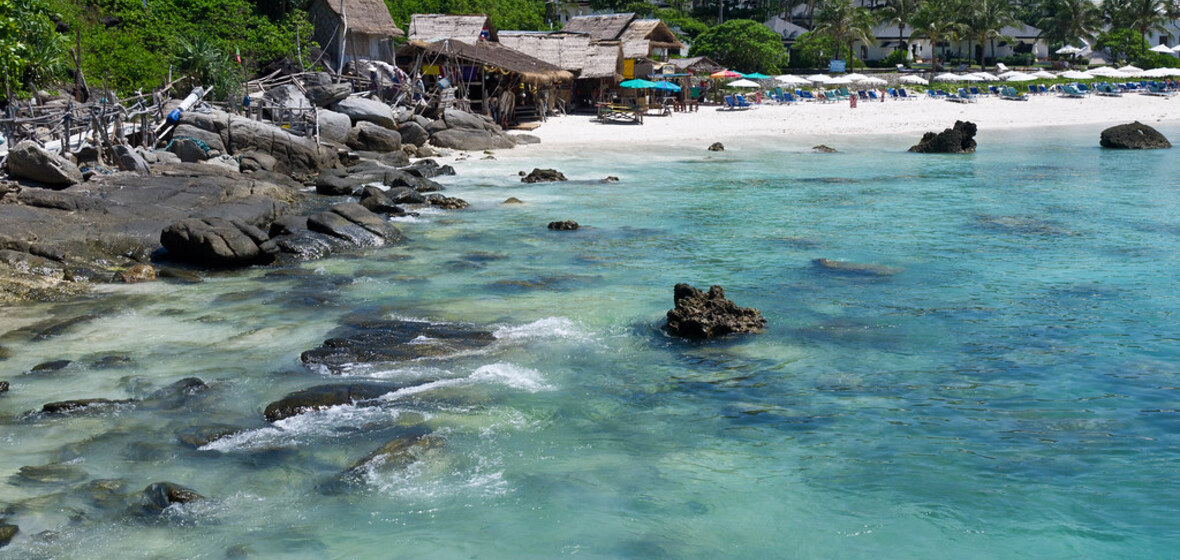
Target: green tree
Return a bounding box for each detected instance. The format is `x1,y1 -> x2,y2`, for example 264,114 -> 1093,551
0,0 -> 68,98
1097,27 -> 1145,60
880,0 -> 924,62
789,30 -> 837,68
813,0 -> 877,65
1036,0 -> 1102,48
1106,0 -> 1172,53
911,0 -> 965,69
689,18 -> 787,73
965,0 -> 1016,68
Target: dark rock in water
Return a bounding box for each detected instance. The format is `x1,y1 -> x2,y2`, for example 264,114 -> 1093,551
401,158 -> 455,179
144,377 -> 208,408
138,482 -> 203,515
1100,121 -> 1171,149
346,121 -> 403,152
160,217 -> 274,268
307,202 -> 407,247
176,424 -> 242,448
300,316 -> 496,374
40,398 -> 132,415
264,383 -> 404,422
503,197 -> 523,205
548,220 -> 579,231
385,186 -> 427,205
88,354 -> 134,369
0,381 -> 8,395
6,140 -> 84,187
708,142 -> 725,152
81,478 -> 131,509
0,346 -> 10,360
426,194 -> 469,209
27,359 -> 72,374
909,120 -> 977,154
342,428 -> 443,479
358,186 -> 408,216
812,258 -> 903,277
521,168 -> 567,183
119,264 -> 156,283
665,283 -> 766,339
602,176 -> 620,183
158,267 -> 203,284
17,462 -> 87,484
812,144 -> 838,153
0,523 -> 17,548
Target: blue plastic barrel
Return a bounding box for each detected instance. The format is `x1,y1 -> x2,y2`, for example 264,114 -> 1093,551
167,109 -> 182,124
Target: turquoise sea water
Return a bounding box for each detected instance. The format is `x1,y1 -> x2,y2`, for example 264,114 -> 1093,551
2,124 -> 1180,558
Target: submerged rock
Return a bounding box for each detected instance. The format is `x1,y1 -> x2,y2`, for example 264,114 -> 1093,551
264,383 -> 404,422
503,197 -> 523,205
27,359 -> 72,374
39,398 -> 133,415
119,264 -> 156,283
708,142 -> 725,152
1100,121 -> 1171,149
138,482 -> 203,515
812,144 -> 837,153
342,428 -> 443,479
0,523 -> 17,548
175,424 -> 243,449
0,381 -> 8,395
811,258 -> 903,277
300,316 -> 495,374
547,220 -> 579,231
426,194 -> 469,209
909,120 -> 977,154
521,168 -> 567,183
665,283 -> 766,339
16,462 -> 87,484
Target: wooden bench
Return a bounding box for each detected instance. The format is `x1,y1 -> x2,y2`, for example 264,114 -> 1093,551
596,103 -> 643,124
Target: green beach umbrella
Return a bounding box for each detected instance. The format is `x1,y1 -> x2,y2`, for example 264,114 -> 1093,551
619,79 -> 658,89
743,72 -> 772,80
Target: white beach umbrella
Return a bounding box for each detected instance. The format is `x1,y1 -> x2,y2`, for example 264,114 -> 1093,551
1056,45 -> 1081,55
824,76 -> 853,85
958,73 -> 986,82
1032,70 -> 1056,79
1117,65 -> 1144,74
843,73 -> 870,82
1088,66 -> 1122,77
1149,44 -> 1175,54
997,70 -> 1022,79
1060,70 -> 1094,80
1141,67 -> 1172,77
1003,72 -> 1037,82
805,74 -> 831,83
859,76 -> 888,85
727,78 -> 761,88
932,72 -> 962,82
775,74 -> 811,85
969,72 -> 1000,81
898,74 -> 929,85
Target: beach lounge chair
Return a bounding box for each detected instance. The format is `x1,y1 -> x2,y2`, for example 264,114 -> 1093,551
1037,84 -> 1048,94
996,62 -> 1010,73
1027,84 -> 1038,96
867,90 -> 880,101
969,86 -> 984,97
722,95 -> 737,110
798,90 -> 816,102
734,94 -> 753,108
899,88 -> 912,100
988,85 -> 1000,96
1142,83 -> 1175,97
783,92 -> 798,103
999,86 -> 1028,101
887,88 -> 900,100
1095,83 -> 1122,97
1060,84 -> 1085,98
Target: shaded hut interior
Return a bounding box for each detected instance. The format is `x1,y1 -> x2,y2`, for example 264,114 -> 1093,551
307,0 -> 404,72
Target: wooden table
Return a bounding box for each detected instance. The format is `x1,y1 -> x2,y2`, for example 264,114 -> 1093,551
596,103 -> 643,125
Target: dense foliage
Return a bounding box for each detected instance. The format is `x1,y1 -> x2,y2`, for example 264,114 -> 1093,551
0,0 -> 68,97
689,18 -> 787,73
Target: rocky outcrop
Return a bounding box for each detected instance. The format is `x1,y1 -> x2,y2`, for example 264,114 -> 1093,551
177,109 -> 337,174
0,381 -> 9,395
346,121 -> 402,152
426,194 -> 468,209
119,264 -> 156,283
0,523 -> 17,548
114,144 -> 152,173
522,168 -> 567,183
264,383 -> 404,422
39,398 -> 133,415
315,109 -> 352,145
160,217 -> 274,267
547,220 -> 579,230
358,186 -> 408,215
908,120 -> 977,154
6,141 -> 84,187
397,121 -> 430,147
665,283 -> 766,339
300,314 -> 496,374
1100,121 -> 1171,149
342,429 -> 443,479
261,84 -> 311,120
332,96 -> 396,128
314,164 -> 443,196
138,482 -> 203,515
429,109 -> 516,151
305,202 -> 407,247
302,72 -> 351,107
708,142 -> 725,151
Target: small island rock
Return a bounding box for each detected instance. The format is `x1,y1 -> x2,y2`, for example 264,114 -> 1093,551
1100,121 -> 1171,149
909,120 -> 977,154
708,142 -> 725,151
666,283 -> 766,339
521,168 -> 567,183
547,220 -> 579,231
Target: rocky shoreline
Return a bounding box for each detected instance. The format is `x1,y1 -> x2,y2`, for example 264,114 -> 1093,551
0,73 -> 538,305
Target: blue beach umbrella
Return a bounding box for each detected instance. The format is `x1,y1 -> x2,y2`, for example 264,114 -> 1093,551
743,72 -> 772,80
652,81 -> 682,92
619,79 -> 659,89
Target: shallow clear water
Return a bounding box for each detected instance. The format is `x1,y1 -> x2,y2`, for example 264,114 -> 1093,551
2,125 -> 1180,558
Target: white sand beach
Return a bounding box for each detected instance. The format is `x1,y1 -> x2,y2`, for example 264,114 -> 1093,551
523,93 -> 1180,149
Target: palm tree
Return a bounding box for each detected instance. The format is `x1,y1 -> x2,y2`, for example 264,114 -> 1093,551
1120,0 -> 1172,53
813,0 -> 878,66
881,0 -> 924,61
911,0 -> 965,69
1036,0 -> 1102,49
966,0 -> 1017,69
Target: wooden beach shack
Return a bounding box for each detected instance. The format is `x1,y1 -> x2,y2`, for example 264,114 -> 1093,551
498,31 -> 623,113
397,31 -> 571,126
407,13 -> 499,44
562,13 -> 684,76
307,0 -> 404,72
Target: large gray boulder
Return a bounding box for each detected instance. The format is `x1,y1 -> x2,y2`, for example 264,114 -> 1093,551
1100,121 -> 1171,149
316,109 -> 352,144
178,109 -> 337,173
171,123 -> 227,154
114,145 -> 151,173
430,109 -> 517,151
332,97 -> 396,128
307,202 -> 406,247
346,121 -> 402,152
262,84 -> 312,120
302,72 -> 352,107
160,217 -> 274,267
6,141 -> 84,187
397,121 -> 430,147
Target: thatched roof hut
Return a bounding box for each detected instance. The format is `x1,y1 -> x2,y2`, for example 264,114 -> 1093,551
497,31 -> 622,80
562,13 -> 636,42
408,14 -> 498,43
668,56 -> 722,75
400,39 -> 572,85
562,13 -> 683,60
307,0 -> 403,69
306,0 -> 403,70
